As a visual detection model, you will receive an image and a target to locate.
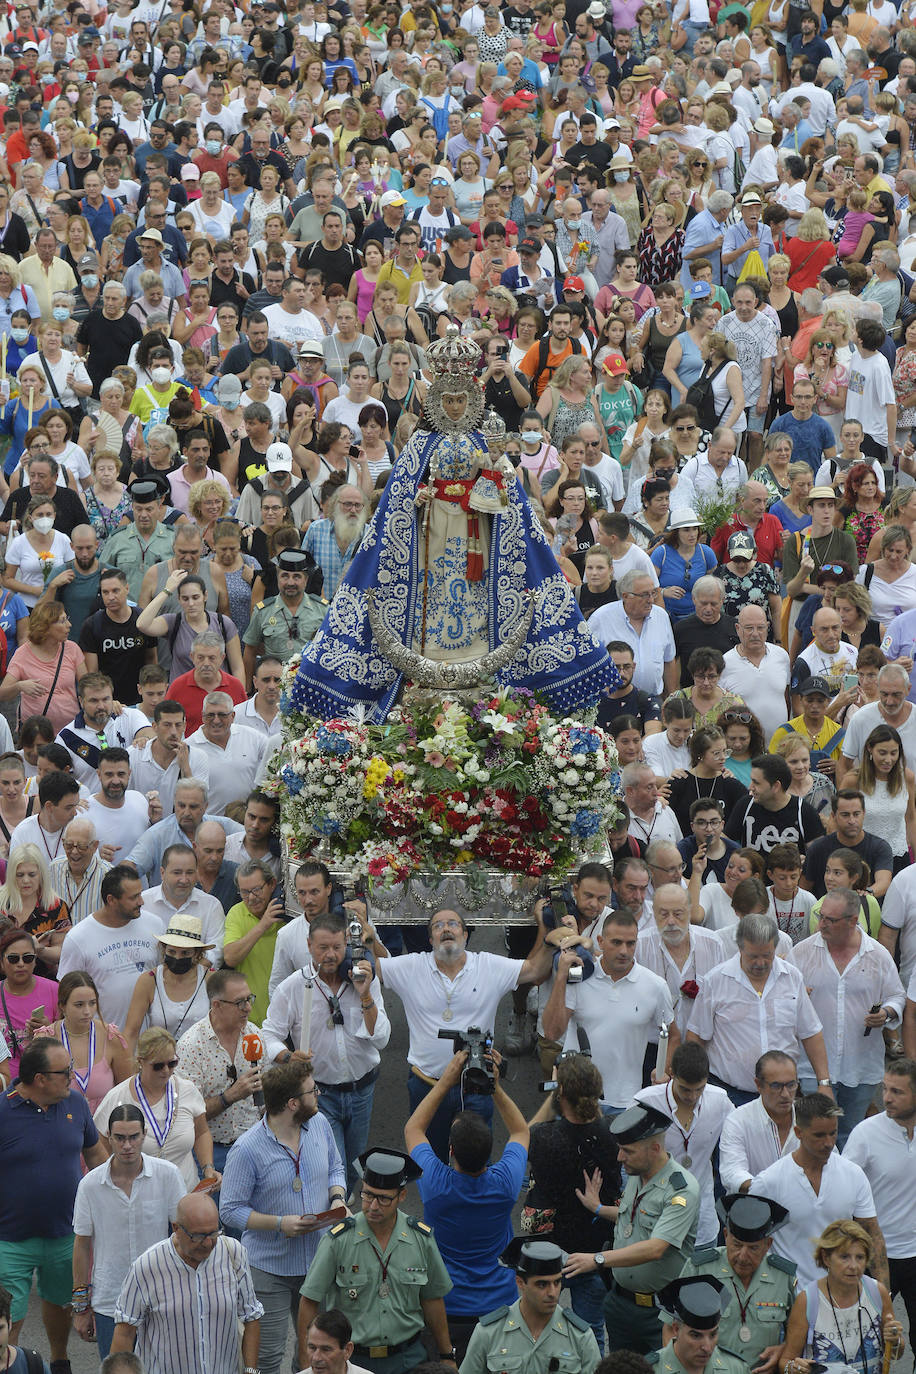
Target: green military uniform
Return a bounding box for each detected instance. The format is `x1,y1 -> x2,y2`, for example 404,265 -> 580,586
596,1105 -> 702,1357
100,523 -> 175,600
647,1343 -> 748,1374
672,1246 -> 796,1368
243,592 -> 325,660
299,1212 -> 452,1374
460,1299 -> 600,1374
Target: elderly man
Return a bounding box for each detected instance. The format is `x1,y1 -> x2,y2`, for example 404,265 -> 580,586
50,816 -> 111,925
121,227 -> 186,305
721,196 -> 776,292
186,693 -> 265,815
1,452 -> 89,536
710,481 -> 784,566
125,777 -> 243,886
718,1050 -> 800,1194
243,550 -> 326,687
720,607 -> 791,743
717,286 -> 778,468
110,1192 -> 263,1374
789,607 -> 859,707
841,663 -> 916,773
680,190 -> 734,289
142,843 -> 226,964
167,631 -> 247,736
193,818 -> 239,912
590,571 -> 678,700
636,885 -> 725,1037
301,487 -> 369,603
581,188 -> 630,284
76,279 -> 143,396
20,224 -> 76,318
792,887 -> 904,1144
686,913 -> 830,1105
623,765 -> 684,849
673,429 -> 748,512
672,577 -> 738,684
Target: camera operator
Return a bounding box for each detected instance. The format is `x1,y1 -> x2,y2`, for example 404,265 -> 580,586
403,1048 -> 529,1361
261,913 -> 391,1194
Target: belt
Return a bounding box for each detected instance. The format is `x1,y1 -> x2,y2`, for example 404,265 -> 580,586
353,1335 -> 424,1360
315,1066 -> 380,1094
611,1279 -> 657,1308
409,1064 -> 438,1086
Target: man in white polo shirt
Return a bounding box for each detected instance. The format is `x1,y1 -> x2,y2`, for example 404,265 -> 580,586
752,1091 -> 886,1288
590,570 -> 679,701
718,1050 -> 800,1194
844,1060 -> 916,1336
720,605 -> 790,744
377,910 -> 552,1159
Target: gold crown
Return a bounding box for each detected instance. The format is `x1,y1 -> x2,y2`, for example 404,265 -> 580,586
426,324 -> 481,380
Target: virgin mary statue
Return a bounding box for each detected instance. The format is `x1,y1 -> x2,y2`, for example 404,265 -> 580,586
290,327 -> 616,721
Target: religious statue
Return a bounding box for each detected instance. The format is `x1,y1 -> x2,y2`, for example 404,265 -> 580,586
290,327 -> 615,721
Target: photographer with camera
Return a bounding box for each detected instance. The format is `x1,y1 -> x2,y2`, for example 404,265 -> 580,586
377,908 -> 554,1161
403,1048 -> 530,1361
481,333 -> 531,433
261,913 -> 391,1194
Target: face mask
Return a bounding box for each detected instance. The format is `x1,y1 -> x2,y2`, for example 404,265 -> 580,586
32,516 -> 54,533
151,367 -> 172,385
66,89 -> 78,101
613,171 -> 629,183
522,430 -> 543,445
41,73 -> 54,84
566,219 -> 580,230
10,328 -> 28,343
205,138 -> 221,155
52,307 -> 69,322
81,274 -> 98,289
163,953 -> 195,974
74,70 -> 86,80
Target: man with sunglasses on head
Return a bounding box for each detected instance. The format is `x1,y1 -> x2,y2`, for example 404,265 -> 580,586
57,864 -> 162,1026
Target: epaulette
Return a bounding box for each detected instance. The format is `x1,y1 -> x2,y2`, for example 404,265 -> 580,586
690,1246 -> 721,1265
256,601 -> 265,610
768,1255 -> 797,1277
668,1171 -> 688,1188
646,1353 -> 662,1366
563,1310 -> 591,1333
329,1219 -> 355,1236
407,1216 -> 432,1234
480,1306 -> 509,1326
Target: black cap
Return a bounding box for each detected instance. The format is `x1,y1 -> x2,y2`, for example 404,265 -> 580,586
609,1103 -> 672,1144
128,480 -> 162,504
275,549 -> 312,574
356,1149 -> 422,1189
820,265 -> 850,289
659,1277 -> 731,1329
799,675 -> 831,698
500,1237 -> 567,1275
716,1193 -> 788,1241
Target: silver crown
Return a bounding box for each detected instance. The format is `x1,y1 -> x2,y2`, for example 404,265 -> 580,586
426,323 -> 481,380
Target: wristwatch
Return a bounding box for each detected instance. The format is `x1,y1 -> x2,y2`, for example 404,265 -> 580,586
439,1350 -> 457,1361
817,1078 -> 832,1086
594,1252 -> 606,1267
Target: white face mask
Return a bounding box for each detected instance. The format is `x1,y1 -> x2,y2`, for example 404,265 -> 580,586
151,366 -> 172,385
32,516 -> 54,533
522,430 -> 543,445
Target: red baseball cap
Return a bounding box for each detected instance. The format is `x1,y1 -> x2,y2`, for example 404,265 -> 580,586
563,275 -> 585,292
603,353 -> 629,377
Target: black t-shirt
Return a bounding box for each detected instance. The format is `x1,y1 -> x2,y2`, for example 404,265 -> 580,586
503,5 -> 535,33
668,773 -> 746,837
725,794 -> 825,854
297,240 -> 359,291
678,834 -> 740,884
802,831 -> 896,896
483,371 -> 530,433
237,150 -> 292,189
221,339 -> 296,379
209,270 -> 257,313
566,141 -> 614,173
76,311 -> 144,395
1,485 -> 89,537
78,606 -> 154,703
673,612 -> 739,687
597,685 -> 661,733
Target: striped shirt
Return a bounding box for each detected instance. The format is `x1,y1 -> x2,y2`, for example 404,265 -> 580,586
115,1235 -> 263,1374
50,855 -> 111,927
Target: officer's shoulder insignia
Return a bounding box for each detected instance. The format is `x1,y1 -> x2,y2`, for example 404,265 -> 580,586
330,1219 -> 355,1236
480,1306 -> 509,1326
768,1255 -> 797,1277
670,1195 -> 687,1206
691,1246 -> 720,1265
407,1216 -> 432,1234
563,1310 -> 591,1333
668,1171 -> 688,1188
646,1353 -> 662,1367
256,601 -> 265,610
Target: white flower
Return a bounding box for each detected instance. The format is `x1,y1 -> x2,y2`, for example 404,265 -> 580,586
480,709 -> 515,734
563,769 -> 579,785
572,753 -> 587,766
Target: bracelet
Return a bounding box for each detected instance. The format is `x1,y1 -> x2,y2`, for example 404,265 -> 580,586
276,1215 -> 284,1233
594,1202 -> 602,1216
71,1301 -> 91,1314
360,1000 -> 373,1009
219,1091 -> 230,1110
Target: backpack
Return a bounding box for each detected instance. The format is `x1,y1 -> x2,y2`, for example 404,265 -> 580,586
684,359 -> 731,431
168,610 -> 228,658
530,334 -> 583,395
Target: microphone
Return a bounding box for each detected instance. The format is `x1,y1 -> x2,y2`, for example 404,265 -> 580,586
242,1032 -> 265,1112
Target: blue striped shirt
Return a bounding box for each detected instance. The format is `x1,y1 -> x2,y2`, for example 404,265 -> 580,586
219,1113 -> 346,1276
115,1235 -> 263,1374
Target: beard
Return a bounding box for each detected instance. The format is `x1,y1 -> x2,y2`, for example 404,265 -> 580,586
333,508 -> 368,545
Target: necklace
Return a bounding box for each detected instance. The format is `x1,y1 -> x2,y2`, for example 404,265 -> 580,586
664,1080 -> 697,1168
825,1279 -> 868,1369
436,964 -> 466,1022
37,821 -> 63,861
729,1279 -> 755,1343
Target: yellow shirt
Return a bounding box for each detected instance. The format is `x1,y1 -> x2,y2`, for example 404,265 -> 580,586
19,255 -> 77,320
223,901 -> 280,1026
769,714 -> 845,759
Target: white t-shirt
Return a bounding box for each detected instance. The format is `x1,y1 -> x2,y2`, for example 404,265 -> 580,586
584,454 -> 625,506
262,302 -> 326,350
613,543 -> 660,586
5,531 -> 73,608
720,644 -> 790,744
565,961 -> 674,1108
187,198 -> 236,240
773,180 -> 809,236
752,1151 -> 875,1286
642,733 -> 690,777
56,912 -> 162,1026
86,791 -> 151,865
845,349 -> 896,446
842,701 -> 916,769
741,144 -> 778,192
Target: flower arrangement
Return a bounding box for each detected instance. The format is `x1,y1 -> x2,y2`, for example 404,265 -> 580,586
37,551 -> 57,586
269,665 -> 621,887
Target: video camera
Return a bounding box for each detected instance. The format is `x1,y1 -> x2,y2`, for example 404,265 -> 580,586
340,883 -> 375,984
438,1026 -> 496,1095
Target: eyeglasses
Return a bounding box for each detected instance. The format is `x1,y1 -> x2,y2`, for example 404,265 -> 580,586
177,1223 -> 223,1243
300,1086 -> 320,1098
43,1061 -> 74,1077
150,1058 -> 179,1071
762,1078 -> 798,1093
721,709 -> 753,724
361,1189 -> 399,1207
217,994 -> 256,1009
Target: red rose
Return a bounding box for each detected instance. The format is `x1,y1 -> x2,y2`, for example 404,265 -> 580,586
680,979 -> 700,1000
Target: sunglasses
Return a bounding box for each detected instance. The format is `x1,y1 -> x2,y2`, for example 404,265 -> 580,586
722,709 -> 753,724
151,1058 -> 179,1071
5,951 -> 36,964
813,340 -> 833,348
820,564 -> 847,575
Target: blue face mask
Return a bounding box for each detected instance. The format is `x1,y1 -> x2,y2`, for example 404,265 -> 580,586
10,328 -> 28,343
205,139 -> 221,155
52,307 -> 69,321
613,171 -> 629,183
81,274 -> 98,288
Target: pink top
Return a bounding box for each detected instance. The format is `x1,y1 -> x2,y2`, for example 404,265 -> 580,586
0,975 -> 59,1078
42,1017 -> 125,1115
352,268 -> 379,323
837,209 -> 874,257
5,640 -> 84,732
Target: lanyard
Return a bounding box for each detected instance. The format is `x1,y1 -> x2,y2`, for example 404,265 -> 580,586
63,861 -> 96,915
37,822 -> 62,861
278,1138 -> 303,1190
62,1020 -> 95,1094
135,1074 -> 175,1148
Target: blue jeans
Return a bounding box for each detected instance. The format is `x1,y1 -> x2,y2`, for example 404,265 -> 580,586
565,1272 -> 607,1353
95,1313 -> 115,1360
317,1077 -> 377,1194
799,1079 -> 880,1149
678,18 -> 706,52
250,1266 -> 304,1374
406,1071 -> 494,1161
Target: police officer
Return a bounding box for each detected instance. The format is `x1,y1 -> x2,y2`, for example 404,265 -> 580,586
671,1194 -> 796,1372
460,1238 -> 600,1374
650,1277 -> 746,1374
563,1103 -> 701,1355
243,548 -> 325,684
297,1148 -> 456,1374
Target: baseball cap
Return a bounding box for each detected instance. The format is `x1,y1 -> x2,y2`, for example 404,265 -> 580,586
266,441 -> 293,472
180,163 -> 200,180
518,236 -> 540,254
689,280 -> 712,299
563,275 -> 585,292
799,675 -> 831,698
603,353 -> 629,377
820,265 -> 850,288
22,41 -> 39,52
216,375 -> 243,406
78,252 -> 99,271
379,189 -> 406,208
727,531 -> 756,558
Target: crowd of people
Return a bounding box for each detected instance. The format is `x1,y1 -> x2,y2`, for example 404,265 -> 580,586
3,1 -> 916,1374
